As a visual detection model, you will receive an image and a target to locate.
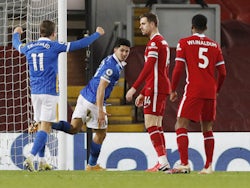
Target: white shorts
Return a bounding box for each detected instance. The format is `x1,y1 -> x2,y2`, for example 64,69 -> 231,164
31,94 -> 58,122
72,95 -> 108,129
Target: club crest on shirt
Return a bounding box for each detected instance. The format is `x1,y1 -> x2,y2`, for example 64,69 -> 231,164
148,42 -> 158,50
105,69 -> 113,76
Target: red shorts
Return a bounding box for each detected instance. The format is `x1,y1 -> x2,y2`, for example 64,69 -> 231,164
177,96 -> 216,122
143,93 -> 168,116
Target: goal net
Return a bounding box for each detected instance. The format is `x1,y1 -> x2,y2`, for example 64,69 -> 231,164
0,0 -> 61,170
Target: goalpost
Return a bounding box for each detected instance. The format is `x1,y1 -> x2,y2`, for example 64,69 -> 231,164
0,0 -> 67,170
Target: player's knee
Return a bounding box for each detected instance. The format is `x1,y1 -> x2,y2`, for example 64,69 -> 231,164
95,131 -> 106,143
69,126 -> 81,134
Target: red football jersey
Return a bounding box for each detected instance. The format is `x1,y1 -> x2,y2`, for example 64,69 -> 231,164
133,34 -> 171,95
175,33 -> 225,99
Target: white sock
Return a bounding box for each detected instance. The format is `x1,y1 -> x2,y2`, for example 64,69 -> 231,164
39,157 -> 46,164
27,153 -> 35,161
158,156 -> 169,165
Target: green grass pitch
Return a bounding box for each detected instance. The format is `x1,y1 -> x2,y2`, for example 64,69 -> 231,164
0,170 -> 249,188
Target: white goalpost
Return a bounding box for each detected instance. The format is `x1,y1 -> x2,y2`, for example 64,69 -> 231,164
0,0 -> 67,170
57,0 -> 68,170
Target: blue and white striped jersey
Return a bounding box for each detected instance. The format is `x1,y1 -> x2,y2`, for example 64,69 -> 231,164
81,54 -> 123,104
12,32 -> 100,95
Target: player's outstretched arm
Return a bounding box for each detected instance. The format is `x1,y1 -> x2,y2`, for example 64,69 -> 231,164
13,27 -> 23,35
96,26 -> 105,36
69,27 -> 105,51
12,27 -> 24,53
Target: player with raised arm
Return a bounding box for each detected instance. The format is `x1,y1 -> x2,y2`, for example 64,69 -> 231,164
166,14 -> 226,174
51,38 -> 131,171
126,12 -> 171,172
12,20 -> 105,172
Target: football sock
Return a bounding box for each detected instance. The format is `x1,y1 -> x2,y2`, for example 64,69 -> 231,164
158,155 -> 169,166
203,131 -> 214,168
27,154 -> 35,161
176,128 -> 189,166
88,141 -> 102,166
38,145 -> 45,158
31,130 -> 48,156
39,157 -> 46,164
158,126 -> 166,148
147,126 -> 166,158
51,121 -> 71,133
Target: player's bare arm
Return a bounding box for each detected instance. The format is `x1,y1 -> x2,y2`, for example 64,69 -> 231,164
135,94 -> 144,107
170,91 -> 178,102
126,87 -> 136,102
96,79 -> 110,127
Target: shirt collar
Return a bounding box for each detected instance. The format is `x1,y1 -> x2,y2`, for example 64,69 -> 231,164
150,32 -> 160,40
38,37 -> 51,41
113,54 -> 126,68
193,33 -> 206,37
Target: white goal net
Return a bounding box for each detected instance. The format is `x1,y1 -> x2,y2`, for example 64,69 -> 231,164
0,0 -> 61,170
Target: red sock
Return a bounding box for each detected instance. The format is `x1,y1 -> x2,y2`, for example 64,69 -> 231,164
147,126 -> 166,157
203,131 -> 214,168
158,126 -> 166,149
176,128 -> 189,165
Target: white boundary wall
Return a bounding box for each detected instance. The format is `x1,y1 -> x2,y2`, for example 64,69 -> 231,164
1,133 -> 250,171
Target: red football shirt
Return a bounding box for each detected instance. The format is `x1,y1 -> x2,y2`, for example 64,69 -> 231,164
133,33 -> 171,95
174,33 -> 225,99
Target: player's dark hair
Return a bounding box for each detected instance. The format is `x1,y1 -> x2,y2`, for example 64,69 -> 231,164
139,12 -> 158,27
192,14 -> 207,31
40,20 -> 55,37
114,38 -> 131,48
